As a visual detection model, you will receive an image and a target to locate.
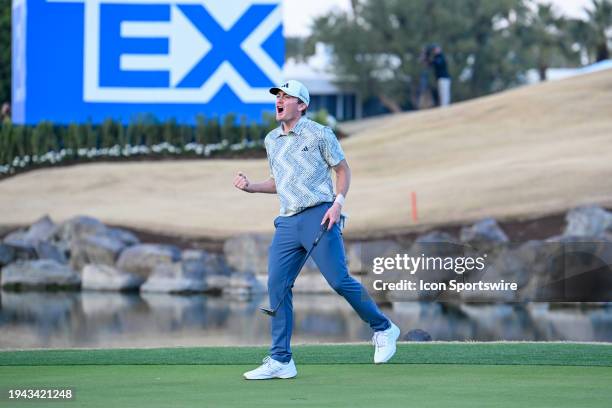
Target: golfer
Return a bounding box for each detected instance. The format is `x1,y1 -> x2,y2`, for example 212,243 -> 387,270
233,80 -> 400,380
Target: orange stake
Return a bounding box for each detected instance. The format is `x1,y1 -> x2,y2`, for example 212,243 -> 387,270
411,191 -> 418,222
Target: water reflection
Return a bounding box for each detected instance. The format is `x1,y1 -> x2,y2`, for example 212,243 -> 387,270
0,290 -> 611,349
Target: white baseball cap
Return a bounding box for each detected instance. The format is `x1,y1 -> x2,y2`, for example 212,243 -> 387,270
269,80 -> 310,106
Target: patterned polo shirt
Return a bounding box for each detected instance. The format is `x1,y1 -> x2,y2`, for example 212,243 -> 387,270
264,116 -> 345,216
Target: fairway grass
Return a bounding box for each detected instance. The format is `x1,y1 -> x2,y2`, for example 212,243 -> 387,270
1,343 -> 611,407
2,364 -> 611,408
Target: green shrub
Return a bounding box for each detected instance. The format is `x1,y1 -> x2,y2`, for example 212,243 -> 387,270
0,113 -> 273,173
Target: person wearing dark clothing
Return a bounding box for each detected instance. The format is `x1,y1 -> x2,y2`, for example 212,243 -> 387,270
427,45 -> 451,107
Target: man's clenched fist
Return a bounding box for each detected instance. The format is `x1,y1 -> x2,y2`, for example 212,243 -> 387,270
233,172 -> 251,192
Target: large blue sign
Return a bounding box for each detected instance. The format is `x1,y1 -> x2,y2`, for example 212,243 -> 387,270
12,0 -> 284,124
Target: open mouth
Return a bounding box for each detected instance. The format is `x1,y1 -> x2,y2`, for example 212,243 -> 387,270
276,106 -> 284,114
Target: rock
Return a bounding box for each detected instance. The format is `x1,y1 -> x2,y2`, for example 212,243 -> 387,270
106,227 -> 140,246
3,216 -> 57,253
182,249 -> 233,276
346,240 -> 403,275
141,261 -> 206,293
0,243 -> 16,266
460,218 -> 509,248
3,230 -> 37,259
70,234 -> 127,272
460,241 -> 541,302
532,236 -> 612,302
224,233 -> 318,275
52,215 -> 107,243
23,215 -> 56,243
563,206 -> 612,238
34,241 -> 68,264
1,260 -> 81,290
82,264 -> 145,291
223,272 -> 266,298
404,329 -> 432,342
116,244 -> 181,279
415,231 -> 457,245
223,233 -> 272,275
3,229 -> 28,246
385,231 -> 463,301
204,253 -> 233,276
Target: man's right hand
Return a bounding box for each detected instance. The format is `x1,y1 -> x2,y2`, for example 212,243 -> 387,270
233,172 -> 251,192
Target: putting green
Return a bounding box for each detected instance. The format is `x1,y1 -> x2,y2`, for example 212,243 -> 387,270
1,343 -> 611,408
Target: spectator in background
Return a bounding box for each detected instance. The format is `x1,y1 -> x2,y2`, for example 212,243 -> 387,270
417,47 -> 436,109
426,44 -> 451,107
1,102 -> 10,124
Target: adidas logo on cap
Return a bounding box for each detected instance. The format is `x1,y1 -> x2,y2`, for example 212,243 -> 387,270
269,80 -> 310,106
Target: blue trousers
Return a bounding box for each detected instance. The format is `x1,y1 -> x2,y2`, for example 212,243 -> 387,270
268,202 -> 390,363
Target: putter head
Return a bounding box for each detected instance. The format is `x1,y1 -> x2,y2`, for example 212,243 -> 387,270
259,306 -> 276,316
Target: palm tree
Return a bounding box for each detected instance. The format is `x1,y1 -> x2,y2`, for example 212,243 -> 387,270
517,2 -> 578,80
584,0 -> 612,62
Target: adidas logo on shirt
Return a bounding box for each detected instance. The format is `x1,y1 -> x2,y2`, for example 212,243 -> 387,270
302,146 -> 309,152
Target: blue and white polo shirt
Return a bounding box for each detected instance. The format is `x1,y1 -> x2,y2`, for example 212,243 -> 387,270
264,116 -> 345,216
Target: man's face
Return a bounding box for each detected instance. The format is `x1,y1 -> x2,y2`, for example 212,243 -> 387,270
275,91 -> 304,122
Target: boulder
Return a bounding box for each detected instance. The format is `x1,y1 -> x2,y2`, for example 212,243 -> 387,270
224,233 -> 318,275
415,231 -> 457,245
106,227 -> 140,246
52,215 -> 107,243
532,236 -> 612,302
346,240 -> 403,275
182,249 -> 233,276
141,261 -> 206,293
82,264 -> 145,291
116,244 -> 181,279
70,234 -> 127,272
3,216 -> 57,253
223,233 -> 272,275
223,272 -> 266,297
34,241 -> 68,264
563,206 -> 612,238
0,243 -> 16,266
23,215 -> 57,243
460,218 -> 509,249
3,230 -> 37,259
459,241 -> 541,302
385,231 -> 463,301
1,259 -> 81,290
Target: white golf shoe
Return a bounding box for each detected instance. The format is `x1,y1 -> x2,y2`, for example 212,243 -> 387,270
243,356 -> 297,380
373,322 -> 401,364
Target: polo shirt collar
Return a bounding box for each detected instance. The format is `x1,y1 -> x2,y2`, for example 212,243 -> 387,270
276,116 -> 307,138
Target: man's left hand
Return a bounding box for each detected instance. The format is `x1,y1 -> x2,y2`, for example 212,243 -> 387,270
321,203 -> 342,230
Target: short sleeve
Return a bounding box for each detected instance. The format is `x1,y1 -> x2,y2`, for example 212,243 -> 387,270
319,127 -> 345,167
264,135 -> 275,179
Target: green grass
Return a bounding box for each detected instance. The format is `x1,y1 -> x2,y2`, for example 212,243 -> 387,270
1,344 -> 611,407
1,343 -> 611,366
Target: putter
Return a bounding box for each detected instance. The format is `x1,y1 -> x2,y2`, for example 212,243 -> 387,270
260,219 -> 330,316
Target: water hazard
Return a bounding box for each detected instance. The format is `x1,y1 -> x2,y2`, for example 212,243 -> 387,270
1,291 -> 611,349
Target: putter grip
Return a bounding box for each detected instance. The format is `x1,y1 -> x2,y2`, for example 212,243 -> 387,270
314,219 -> 330,246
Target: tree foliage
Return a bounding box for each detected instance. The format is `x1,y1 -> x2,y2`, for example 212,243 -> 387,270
0,0 -> 11,105
306,0 -> 611,111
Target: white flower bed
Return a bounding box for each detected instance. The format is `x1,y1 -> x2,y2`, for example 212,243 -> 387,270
0,139 -> 264,175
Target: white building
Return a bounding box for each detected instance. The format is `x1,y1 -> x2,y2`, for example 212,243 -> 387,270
284,43 -> 362,121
